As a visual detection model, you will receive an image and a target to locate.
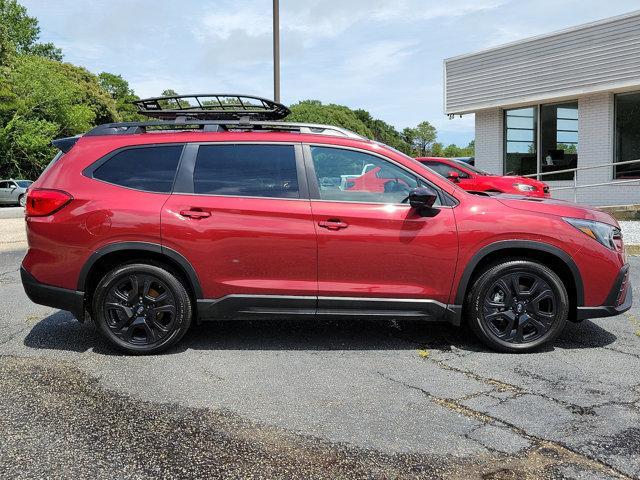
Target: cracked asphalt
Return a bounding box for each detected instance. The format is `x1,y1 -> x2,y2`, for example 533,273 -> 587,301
1,217 -> 639,479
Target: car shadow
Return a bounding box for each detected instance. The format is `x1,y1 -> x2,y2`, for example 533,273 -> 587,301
23,310 -> 618,356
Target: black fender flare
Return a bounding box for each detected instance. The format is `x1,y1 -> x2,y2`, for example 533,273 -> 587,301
454,240 -> 584,306
77,241 -> 203,298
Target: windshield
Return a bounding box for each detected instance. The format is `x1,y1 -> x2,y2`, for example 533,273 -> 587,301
15,180 -> 33,188
454,161 -> 492,176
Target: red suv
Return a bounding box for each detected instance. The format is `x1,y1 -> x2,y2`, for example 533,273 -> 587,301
417,157 -> 550,197
21,94 -> 631,354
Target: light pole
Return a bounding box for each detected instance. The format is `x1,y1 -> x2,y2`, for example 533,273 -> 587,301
273,0 -> 280,102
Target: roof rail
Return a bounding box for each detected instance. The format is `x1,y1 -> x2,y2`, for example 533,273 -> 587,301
132,93 -> 291,121
84,120 -> 366,140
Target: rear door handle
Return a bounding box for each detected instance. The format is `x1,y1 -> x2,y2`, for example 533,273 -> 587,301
180,209 -> 211,219
318,219 -> 349,230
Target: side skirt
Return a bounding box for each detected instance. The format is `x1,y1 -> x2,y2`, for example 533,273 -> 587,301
197,295 -> 462,325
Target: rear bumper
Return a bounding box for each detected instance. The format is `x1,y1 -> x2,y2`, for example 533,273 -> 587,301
21,267 -> 84,320
576,264 -> 632,320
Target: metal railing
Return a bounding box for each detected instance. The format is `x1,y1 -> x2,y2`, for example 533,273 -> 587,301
522,158 -> 640,202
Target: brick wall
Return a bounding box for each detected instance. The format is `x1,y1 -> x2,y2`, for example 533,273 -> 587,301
474,108 -> 503,175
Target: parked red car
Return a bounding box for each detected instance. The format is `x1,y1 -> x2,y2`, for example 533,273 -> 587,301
21,94 -> 631,354
417,157 -> 550,198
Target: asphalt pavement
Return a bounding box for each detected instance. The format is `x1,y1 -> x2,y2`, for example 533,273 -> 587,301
0,217 -> 639,479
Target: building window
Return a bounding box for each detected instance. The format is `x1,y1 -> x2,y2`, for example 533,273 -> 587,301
504,107 -> 537,176
615,92 -> 640,179
540,102 -> 578,180
504,103 -> 578,180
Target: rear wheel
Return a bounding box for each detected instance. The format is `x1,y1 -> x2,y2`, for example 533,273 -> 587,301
466,260 -> 568,352
92,263 -> 192,354
18,194 -> 26,207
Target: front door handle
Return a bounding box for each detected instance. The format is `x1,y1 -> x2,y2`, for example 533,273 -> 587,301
318,219 -> 349,230
180,209 -> 211,219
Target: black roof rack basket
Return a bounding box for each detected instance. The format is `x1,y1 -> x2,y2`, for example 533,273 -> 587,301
132,94 -> 290,121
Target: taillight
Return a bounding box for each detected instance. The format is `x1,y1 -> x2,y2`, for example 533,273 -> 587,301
25,189 -> 73,217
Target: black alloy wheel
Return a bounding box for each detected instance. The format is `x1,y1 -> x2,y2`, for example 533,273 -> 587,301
466,260 -> 568,352
92,264 -> 192,354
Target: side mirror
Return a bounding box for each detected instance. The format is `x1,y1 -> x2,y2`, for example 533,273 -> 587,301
408,186 -> 438,209
447,171 -> 460,182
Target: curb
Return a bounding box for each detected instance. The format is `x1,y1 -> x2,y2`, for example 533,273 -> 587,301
0,207 -> 24,219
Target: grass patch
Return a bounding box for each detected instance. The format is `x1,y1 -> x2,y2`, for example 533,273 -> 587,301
417,349 -> 430,359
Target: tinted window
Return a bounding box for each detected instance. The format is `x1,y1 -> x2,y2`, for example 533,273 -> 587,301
93,145 -> 183,193
15,180 -> 32,188
615,92 -> 640,179
311,146 -> 420,204
0,182 -> 8,189
193,144 -> 298,198
423,162 -> 469,179
504,107 -> 537,176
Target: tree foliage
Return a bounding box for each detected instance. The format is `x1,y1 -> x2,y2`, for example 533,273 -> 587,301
99,72 -> 143,121
404,121 -> 437,157
0,56 -> 118,178
0,0 -> 62,63
287,100 -> 416,154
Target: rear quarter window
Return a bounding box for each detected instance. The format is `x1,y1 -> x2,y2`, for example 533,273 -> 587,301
91,145 -> 184,193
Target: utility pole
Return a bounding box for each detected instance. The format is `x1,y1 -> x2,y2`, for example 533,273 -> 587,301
273,0 -> 280,102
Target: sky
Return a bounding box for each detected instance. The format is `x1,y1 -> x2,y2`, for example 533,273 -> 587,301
22,0 -> 640,146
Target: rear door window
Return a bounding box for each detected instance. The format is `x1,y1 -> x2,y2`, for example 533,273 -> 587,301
92,145 -> 184,193
193,144 -> 299,198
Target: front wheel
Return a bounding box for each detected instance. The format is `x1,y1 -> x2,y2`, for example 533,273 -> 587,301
92,263 -> 192,354
18,194 -> 26,207
466,260 -> 568,352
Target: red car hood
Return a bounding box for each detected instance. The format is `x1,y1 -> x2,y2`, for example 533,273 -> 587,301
494,195 -> 619,227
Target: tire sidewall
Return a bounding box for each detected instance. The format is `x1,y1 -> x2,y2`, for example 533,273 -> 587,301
92,263 -> 192,354
18,194 -> 25,207
468,261 -> 569,352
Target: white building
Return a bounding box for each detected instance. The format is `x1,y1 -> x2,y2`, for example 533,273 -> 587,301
444,11 -> 640,206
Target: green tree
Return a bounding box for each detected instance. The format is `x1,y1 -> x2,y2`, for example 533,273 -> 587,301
0,0 -> 62,63
352,109 -> 413,154
430,142 -> 444,157
98,72 -> 143,121
405,121 -> 437,157
286,100 -> 374,138
0,55 -> 118,178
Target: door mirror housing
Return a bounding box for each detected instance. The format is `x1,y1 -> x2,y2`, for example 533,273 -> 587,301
408,186 -> 438,209
447,171 -> 460,182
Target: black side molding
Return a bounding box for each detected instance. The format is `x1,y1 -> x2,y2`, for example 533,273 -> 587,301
21,267 -> 84,320
196,295 -> 461,325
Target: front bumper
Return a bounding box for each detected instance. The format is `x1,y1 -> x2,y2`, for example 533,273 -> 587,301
576,264 -> 633,321
21,267 -> 84,320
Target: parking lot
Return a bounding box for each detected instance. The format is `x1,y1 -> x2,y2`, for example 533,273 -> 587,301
1,216 -> 639,479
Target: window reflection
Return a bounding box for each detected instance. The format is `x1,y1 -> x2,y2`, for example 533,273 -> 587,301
615,92 -> 640,179
504,107 -> 536,176
540,102 -> 578,180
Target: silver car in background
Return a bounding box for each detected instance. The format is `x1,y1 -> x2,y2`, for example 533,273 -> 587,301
0,179 -> 33,207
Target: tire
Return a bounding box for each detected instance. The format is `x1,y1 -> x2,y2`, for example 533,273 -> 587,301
465,260 -> 568,353
91,263 -> 192,354
18,194 -> 26,208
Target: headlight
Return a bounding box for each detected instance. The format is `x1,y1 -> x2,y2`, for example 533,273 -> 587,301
513,183 -> 536,192
563,218 -> 621,250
